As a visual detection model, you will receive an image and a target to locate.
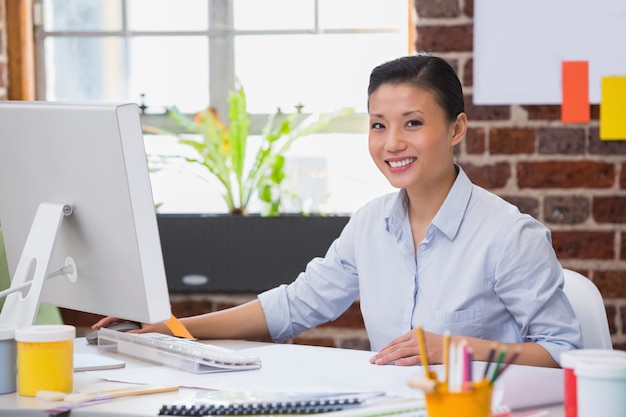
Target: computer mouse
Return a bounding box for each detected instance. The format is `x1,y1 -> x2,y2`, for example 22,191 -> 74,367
85,321 -> 142,345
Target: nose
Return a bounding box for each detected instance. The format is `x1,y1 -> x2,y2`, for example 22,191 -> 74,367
385,127 -> 407,152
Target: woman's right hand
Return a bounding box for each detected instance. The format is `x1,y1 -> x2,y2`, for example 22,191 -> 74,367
91,316 -> 170,334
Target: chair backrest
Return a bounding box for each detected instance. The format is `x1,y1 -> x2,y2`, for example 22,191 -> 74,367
562,268 -> 612,349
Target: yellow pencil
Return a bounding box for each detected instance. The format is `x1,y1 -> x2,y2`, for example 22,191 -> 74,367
415,326 -> 431,379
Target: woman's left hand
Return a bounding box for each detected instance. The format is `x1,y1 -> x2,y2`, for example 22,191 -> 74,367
369,329 -> 443,366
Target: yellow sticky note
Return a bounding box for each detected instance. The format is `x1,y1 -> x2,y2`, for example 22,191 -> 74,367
600,76 -> 626,140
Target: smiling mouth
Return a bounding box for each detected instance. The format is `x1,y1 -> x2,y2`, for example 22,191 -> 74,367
387,157 -> 416,168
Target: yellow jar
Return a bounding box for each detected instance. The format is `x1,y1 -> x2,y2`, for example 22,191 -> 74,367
15,325 -> 75,396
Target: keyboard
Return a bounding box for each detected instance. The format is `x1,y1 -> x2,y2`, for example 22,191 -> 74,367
96,327 -> 262,373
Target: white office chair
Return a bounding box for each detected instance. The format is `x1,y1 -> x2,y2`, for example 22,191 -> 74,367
562,268 -> 613,349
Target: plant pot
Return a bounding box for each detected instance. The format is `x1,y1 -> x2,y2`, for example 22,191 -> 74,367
156,214 -> 350,292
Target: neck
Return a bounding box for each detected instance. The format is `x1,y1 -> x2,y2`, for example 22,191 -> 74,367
406,166 -> 458,223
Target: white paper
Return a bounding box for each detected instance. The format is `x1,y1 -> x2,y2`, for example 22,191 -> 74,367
474,0 -> 626,104
88,343 -> 563,410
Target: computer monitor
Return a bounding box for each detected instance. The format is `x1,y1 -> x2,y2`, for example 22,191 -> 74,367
0,101 -> 171,328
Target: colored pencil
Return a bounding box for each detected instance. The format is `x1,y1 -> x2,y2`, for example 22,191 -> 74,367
465,346 -> 474,384
482,343 -> 497,380
415,326 -> 431,379
443,330 -> 451,387
494,347 -> 522,380
489,346 -> 508,385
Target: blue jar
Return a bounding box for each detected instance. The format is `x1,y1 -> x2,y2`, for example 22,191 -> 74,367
0,325 -> 16,394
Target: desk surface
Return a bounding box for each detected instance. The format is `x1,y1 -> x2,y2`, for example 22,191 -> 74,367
0,338 -> 564,417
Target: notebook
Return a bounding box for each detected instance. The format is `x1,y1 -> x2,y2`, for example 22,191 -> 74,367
156,391 -> 410,416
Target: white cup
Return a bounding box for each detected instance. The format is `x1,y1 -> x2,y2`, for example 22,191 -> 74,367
575,357 -> 626,417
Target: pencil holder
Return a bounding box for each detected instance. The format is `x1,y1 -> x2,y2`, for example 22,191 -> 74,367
424,380 -> 493,417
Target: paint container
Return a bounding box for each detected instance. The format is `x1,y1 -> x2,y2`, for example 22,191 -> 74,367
560,349 -> 626,417
0,325 -> 17,394
575,357 -> 626,417
14,325 -> 75,396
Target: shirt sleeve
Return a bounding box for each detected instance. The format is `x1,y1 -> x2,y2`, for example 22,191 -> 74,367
258,219 -> 361,342
492,216 -> 583,364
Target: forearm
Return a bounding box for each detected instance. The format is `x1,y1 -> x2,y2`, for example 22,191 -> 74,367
456,336 -> 559,368
180,299 -> 271,340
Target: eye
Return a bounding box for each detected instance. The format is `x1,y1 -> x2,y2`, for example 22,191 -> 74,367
370,122 -> 385,130
406,119 -> 423,128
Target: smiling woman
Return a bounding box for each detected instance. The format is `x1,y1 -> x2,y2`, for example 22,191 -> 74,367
94,55 -> 583,371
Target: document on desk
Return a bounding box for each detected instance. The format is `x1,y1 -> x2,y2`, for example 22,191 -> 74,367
493,363 -> 563,410
91,344 -> 420,395
88,343 -> 563,411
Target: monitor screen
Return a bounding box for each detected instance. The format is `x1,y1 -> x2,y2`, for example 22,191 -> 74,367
0,101 -> 171,327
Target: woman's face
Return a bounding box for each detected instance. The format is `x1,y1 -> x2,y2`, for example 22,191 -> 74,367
367,82 -> 465,192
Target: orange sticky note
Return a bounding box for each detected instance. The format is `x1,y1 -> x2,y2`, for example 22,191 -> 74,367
562,61 -> 590,123
164,313 -> 195,339
600,76 -> 626,140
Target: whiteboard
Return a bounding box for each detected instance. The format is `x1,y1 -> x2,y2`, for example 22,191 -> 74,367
473,0 -> 626,105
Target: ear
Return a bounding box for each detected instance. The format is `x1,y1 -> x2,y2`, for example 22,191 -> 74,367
450,113 -> 467,147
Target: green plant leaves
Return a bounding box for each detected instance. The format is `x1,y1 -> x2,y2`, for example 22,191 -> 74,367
145,86 -> 352,215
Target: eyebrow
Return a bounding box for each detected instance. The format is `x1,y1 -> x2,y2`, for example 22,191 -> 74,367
402,110 -> 424,117
369,109 -> 424,118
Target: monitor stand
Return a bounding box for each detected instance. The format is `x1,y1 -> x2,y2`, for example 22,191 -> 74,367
0,202 -> 75,327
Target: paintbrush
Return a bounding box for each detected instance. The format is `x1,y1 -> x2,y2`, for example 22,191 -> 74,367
43,385 -> 179,416
64,385 -> 179,403
38,385 -> 179,403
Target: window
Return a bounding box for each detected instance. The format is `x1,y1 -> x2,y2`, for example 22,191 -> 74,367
34,0 -> 411,213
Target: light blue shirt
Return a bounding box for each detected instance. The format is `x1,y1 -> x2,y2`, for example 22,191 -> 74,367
258,167 -> 582,364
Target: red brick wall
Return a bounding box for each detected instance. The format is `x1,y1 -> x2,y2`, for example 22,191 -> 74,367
4,1 -> 625,351
416,0 -> 626,350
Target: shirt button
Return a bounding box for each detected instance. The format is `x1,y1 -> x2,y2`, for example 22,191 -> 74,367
427,228 -> 433,235
420,244 -> 427,250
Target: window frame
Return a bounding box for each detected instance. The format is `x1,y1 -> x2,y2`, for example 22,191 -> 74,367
29,0 -> 413,124
6,0 -> 36,100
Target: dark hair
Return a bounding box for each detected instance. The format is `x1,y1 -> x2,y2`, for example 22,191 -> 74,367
367,55 -> 465,122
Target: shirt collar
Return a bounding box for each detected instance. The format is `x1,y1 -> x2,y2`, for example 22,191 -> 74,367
384,165 -> 473,240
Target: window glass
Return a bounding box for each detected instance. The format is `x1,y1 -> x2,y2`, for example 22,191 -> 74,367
235,33 -> 407,113
318,0 -> 407,30
43,0 -> 122,31
127,0 -> 209,31
234,0 -> 314,30
129,37 -> 209,113
44,36 -> 209,111
36,0 -> 408,214
44,37 -> 128,101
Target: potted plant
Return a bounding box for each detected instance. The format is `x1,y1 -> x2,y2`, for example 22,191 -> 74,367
144,85 -> 352,216
143,85 -> 353,292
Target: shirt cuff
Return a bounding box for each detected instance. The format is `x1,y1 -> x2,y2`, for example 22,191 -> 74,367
258,285 -> 293,342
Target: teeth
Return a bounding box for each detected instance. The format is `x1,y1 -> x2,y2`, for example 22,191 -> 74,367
388,158 -> 416,168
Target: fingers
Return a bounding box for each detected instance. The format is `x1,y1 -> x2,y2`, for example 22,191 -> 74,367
370,346 -> 422,366
129,323 -> 159,334
370,329 -> 445,367
91,316 -> 122,330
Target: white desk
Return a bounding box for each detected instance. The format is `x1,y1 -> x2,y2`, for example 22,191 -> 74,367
0,338 -> 564,416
